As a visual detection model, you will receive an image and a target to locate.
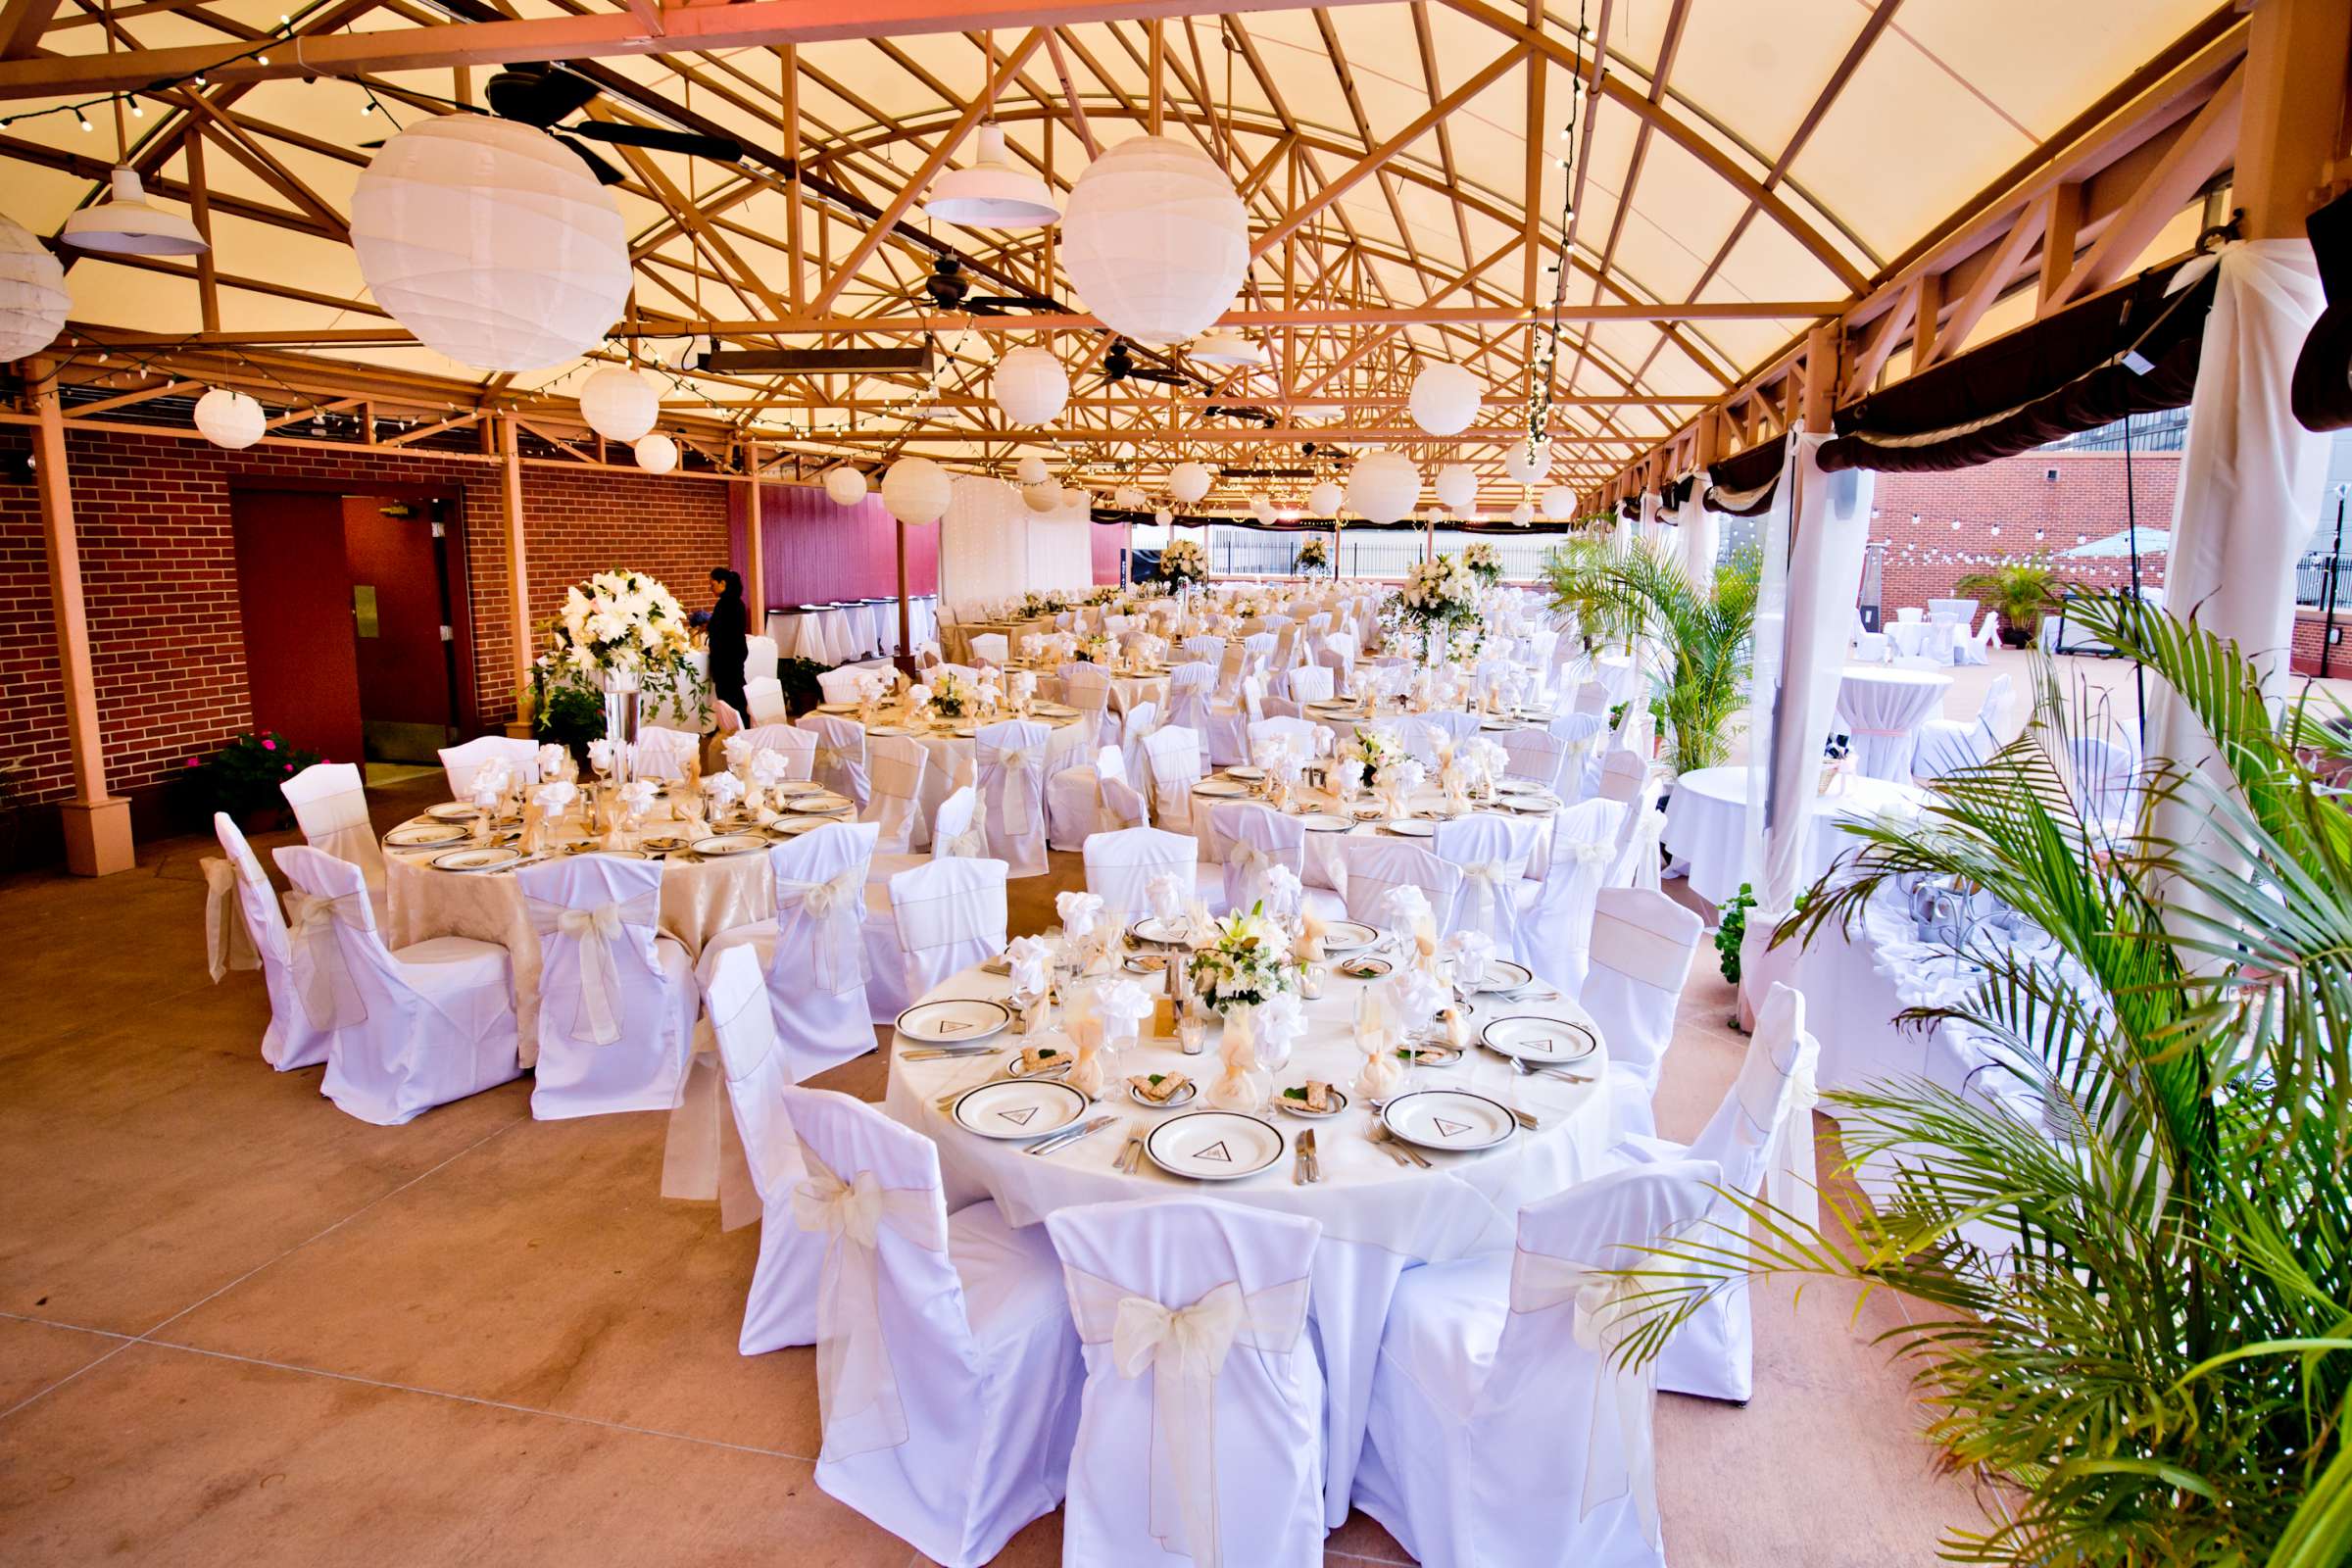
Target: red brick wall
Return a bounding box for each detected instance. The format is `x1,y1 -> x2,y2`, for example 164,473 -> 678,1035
0,426 -> 729,816
1869,450 -> 2178,614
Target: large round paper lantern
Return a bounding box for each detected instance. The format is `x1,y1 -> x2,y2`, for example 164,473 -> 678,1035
992,346 -> 1069,425
351,117 -> 630,372
0,213 -> 68,363
1168,462 -> 1212,505
633,432 -> 677,474
1509,501 -> 1536,527
882,456 -> 952,524
1060,484 -> 1091,512
1408,362 -> 1482,435
1345,450 -> 1420,525
1016,455 -> 1051,486
1059,136 -> 1248,343
1433,463 -> 1477,512
823,466 -> 867,506
1113,486 -> 1147,512
1022,479 -> 1060,514
578,365 -> 659,442
193,387 -> 265,450
1307,480 -> 1344,517
1153,508 -> 1173,527
1502,439 -> 1552,485
1542,484 -> 1578,521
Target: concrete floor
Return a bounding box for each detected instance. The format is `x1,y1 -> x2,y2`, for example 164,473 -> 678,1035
0,663 -> 2099,1567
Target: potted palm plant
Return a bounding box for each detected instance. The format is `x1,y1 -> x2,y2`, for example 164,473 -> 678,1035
1543,540 -> 1760,774
1951,555 -> 2062,648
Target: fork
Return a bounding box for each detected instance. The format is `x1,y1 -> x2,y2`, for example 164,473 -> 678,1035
1369,1119 -> 1433,1168
1113,1120 -> 1150,1176
1507,1055 -> 1594,1086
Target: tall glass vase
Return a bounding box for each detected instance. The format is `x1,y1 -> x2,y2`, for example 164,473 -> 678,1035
603,669 -> 641,795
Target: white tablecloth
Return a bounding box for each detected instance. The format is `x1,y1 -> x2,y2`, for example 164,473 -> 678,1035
769,600 -> 936,665
1885,619 -> 1960,662
1835,664 -> 1952,780
882,949 -> 1612,1527
1662,765 -> 1925,907
1192,777 -> 1561,889
856,701 -> 1085,838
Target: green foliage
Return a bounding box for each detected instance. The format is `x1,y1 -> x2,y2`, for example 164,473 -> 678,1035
1613,595 -> 2352,1565
781,657 -> 828,714
529,678 -> 605,753
1715,883 -> 1757,983
1544,540 -> 1760,774
186,729 -> 323,821
1952,555 -> 2065,635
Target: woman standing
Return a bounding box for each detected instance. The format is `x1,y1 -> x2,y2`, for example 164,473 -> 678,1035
707,566 -> 748,722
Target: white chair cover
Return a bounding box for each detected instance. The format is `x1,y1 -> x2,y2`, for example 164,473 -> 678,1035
973,720 -> 1050,878
930,785 -> 987,859
1142,724 -> 1208,838
2072,735 -> 2138,824
746,676 -> 790,725
273,845 -> 518,1126
798,712 -> 871,808
1547,711 -> 1608,800
630,724 -> 702,782
1497,728 -> 1570,793
1164,661 -> 1216,735
1593,750 -> 1645,805
1613,983 -> 1821,1404
438,734 -> 541,799
210,812 -> 327,1069
1337,837 -> 1463,931
779,1087 -> 1082,1566
1522,799 -> 1627,1000
1047,744 -> 1125,853
1099,773 -> 1151,832
705,822 -> 880,1076
1355,1160 -> 1725,1568
1201,674 -> 1262,768
1182,634 -> 1227,670
1432,814 -> 1538,960
744,633 -> 780,686
1116,700 -> 1159,797
1061,662 -> 1117,748
280,761 -> 387,907
1247,715 -> 1320,762
1320,631 -> 1358,685
1210,802 -> 1328,921
1914,672 -> 2015,782
863,734 -> 929,854
1954,612 -> 2000,664
1084,825 -> 1203,927
1046,1199 -> 1326,1568
704,944 -> 823,1353
741,722 -> 817,780
816,664 -> 874,705
517,855 -> 696,1120
1584,887 -> 1703,1141
1284,663 -> 1334,707
863,855 -> 1009,1025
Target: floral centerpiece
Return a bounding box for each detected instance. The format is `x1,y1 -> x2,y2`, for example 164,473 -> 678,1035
1295,536 -> 1330,575
925,667 -> 974,718
1076,633 -> 1116,663
1384,555 -> 1482,662
1186,904 -> 1302,1014
1158,537 -> 1210,590
1342,724 -> 1396,788
529,569 -> 705,741
1016,589 -> 1072,620
1461,541 -> 1503,586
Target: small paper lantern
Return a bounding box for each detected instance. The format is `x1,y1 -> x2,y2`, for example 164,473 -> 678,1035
192,388 -> 265,450
1113,486 -> 1147,511
1023,479 -> 1060,514
1153,508 -> 1173,526
633,432 -> 678,474
1542,484 -> 1577,521
0,213 -> 69,363
1408,363 -> 1482,435
1502,439 -> 1553,485
1060,484 -> 1091,512
1059,136 -> 1248,343
992,346 -> 1069,425
1247,491 -> 1272,516
823,466 -> 867,506
1433,463 -> 1477,512
882,456 -> 952,524
577,365 -> 659,442
1307,480 -> 1344,516
1345,450 -> 1420,526
1017,455 -> 1051,486
1509,502 -> 1535,527
1169,462 -> 1212,505
350,117 -> 630,372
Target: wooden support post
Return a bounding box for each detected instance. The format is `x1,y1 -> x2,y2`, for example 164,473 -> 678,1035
1909,273 -> 1942,376
500,413 -> 535,738
184,127 -> 220,333
2235,0 -> 2352,240
32,360 -> 132,875
1802,321 -> 1838,432
895,518 -> 914,675
2038,182 -> 2082,309
744,437 -> 767,633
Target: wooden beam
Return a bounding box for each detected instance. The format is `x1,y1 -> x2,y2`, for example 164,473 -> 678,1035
1842,280 -> 1917,398
2047,63 -> 2244,309
2038,181 -> 2082,307
1927,196 -> 2046,368
62,377 -> 202,418
499,414 -> 535,736
744,437 -> 766,617
1908,270 -> 1943,375
0,0 -> 61,59
2233,0 -> 2352,239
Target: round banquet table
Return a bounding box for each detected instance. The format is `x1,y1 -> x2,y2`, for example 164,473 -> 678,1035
1835,663 -> 1952,781
1021,662 -> 1170,719
847,699 -> 1087,834
1661,764 -> 1926,907
880,944 -> 1613,1529
1191,771 -> 1564,889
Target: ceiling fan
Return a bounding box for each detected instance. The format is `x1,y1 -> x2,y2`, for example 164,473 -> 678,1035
919,256 -> 1057,315
1100,339 -> 1190,387
365,65 -> 744,187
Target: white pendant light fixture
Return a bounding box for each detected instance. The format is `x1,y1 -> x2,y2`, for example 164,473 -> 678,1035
1023,479 -> 1060,514
1502,439 -> 1553,485
0,213 -> 68,363
1060,484 -> 1091,512
1542,484 -> 1578,521
633,432 -> 678,474
1509,501 -> 1536,527
823,466 -> 867,507
925,123 -> 1060,227
992,345 -> 1069,425
351,117 -> 629,372
1060,136 -> 1248,343
1153,508 -> 1173,527
882,456 -> 953,524
61,169 -> 207,256
1168,461 -> 1212,505
1016,455 -> 1051,486
1190,330 -> 1265,368
1433,463 -> 1477,512
1307,480 -> 1344,517
577,365 -> 659,442
1408,362 -> 1483,435
1113,486 -> 1148,511
192,388 -> 265,450
1345,450 -> 1420,525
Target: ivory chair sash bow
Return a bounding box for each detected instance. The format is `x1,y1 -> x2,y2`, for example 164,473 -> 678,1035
280,761 -> 389,917
283,884 -> 375,1031
1523,800 -> 1628,999
799,713 -> 872,808
1432,815 -> 1537,960
202,851 -> 263,983
791,1145 -> 949,1459
1583,888 -> 1705,1142
518,855 -> 697,1120
209,812 -> 327,1069
698,823 -> 879,1080
741,722 -> 817,779
974,720 -> 1050,878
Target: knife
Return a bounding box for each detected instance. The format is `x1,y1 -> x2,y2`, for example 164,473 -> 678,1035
1025,1115 -> 1115,1157
1300,1129 -> 1321,1184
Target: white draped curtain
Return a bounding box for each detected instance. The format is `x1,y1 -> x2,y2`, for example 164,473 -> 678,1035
941,475 -> 1097,618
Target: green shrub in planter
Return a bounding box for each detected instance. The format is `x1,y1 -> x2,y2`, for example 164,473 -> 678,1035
186,730 -> 323,825
1714,883 -> 1756,982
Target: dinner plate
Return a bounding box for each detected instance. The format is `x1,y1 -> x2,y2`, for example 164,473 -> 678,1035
1293,811 -> 1353,833
1495,777 -> 1544,795
1273,1083 -> 1349,1119
1479,719 -> 1521,731
1121,953 -> 1173,976
785,793 -> 854,814
1129,915 -> 1192,947
1320,919 -> 1381,953
1385,818 -> 1437,838
639,834 -> 692,854
1381,1089 -> 1516,1152
1480,1014 -> 1600,1064
595,848 -> 651,860
1127,1073 -> 1199,1108
952,1078 -> 1089,1141
386,822 -> 466,847
953,725 -> 979,739
1033,702 -> 1078,717
1224,766 -> 1266,782
1335,956 -> 1395,981
767,817 -> 826,836
896,997 -> 1013,1044
867,724 -> 909,737
1145,1110 -> 1286,1181
431,845 -> 520,871
425,803 -> 481,822
1193,779 -> 1250,798
1502,797 -> 1559,814
816,702 -> 858,714
1461,958 -> 1537,995
691,834 -> 767,858
772,780 -> 824,797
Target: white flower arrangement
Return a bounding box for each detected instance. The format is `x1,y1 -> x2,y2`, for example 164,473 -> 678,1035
1016,589 -> 1073,620
1158,537 -> 1210,589
925,667 -> 973,718
1295,536 -> 1331,574
1461,541 -> 1503,585
1186,904 -> 1302,1013
1077,633 -> 1116,663
1343,724 -> 1396,787
532,568 -> 706,718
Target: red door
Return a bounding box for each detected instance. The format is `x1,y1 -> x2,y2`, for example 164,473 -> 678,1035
230,489 -> 365,766
342,496 -> 458,761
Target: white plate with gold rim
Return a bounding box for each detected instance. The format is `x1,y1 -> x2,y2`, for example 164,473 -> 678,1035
1194,778 -> 1250,798
771,780 -> 824,797
424,803 -> 482,822
691,834 -> 767,858
431,845 -> 521,871
387,822 -> 467,848
1293,811 -> 1353,833
1385,818 -> 1437,838
767,817 -> 827,836
1320,920 -> 1381,953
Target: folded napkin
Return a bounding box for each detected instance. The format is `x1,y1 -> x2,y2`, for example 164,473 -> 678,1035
532,779 -> 578,817
722,732 -> 755,769
1005,934 -> 1054,1007
1254,992 -> 1304,1072
1261,864 -> 1303,923
1184,900 -> 1217,950
748,748 -> 788,787
618,779 -> 660,818
1381,883 -> 1432,942
1098,979 -> 1153,1047
1147,873 -> 1187,927
1448,930 -> 1495,989
909,682 -> 934,710
1392,757 -> 1427,798
537,743 -> 570,781
1011,669 -> 1038,703
1387,967 -> 1448,1033
702,771 -> 746,813
1056,889 -> 1105,943
587,738 -> 615,776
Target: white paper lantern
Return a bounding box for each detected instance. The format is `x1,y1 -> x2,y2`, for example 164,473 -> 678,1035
1059,136 -> 1248,343
0,213 -> 68,363
633,432 -> 678,474
1023,479 -> 1060,514
1433,463 -> 1477,512
1016,455 -> 1051,486
577,365 -> 659,442
192,388 -> 265,450
1061,484 -> 1091,512
882,456 -> 952,524
1169,462 -> 1212,505
1345,450 -> 1420,525
823,466 -> 867,507
1542,484 -> 1577,521
1113,486 -> 1148,511
993,346 -> 1069,425
1502,439 -> 1553,485
351,117 -> 628,372
1408,363 -> 1483,435
1153,509 -> 1173,526
1307,480 -> 1344,517
1247,491 -> 1272,516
